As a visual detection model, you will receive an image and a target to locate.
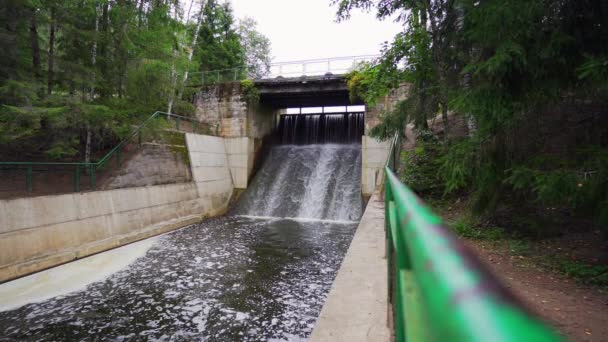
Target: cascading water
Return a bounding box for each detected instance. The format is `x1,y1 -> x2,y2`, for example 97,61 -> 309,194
234,144 -> 363,221
234,112 -> 364,222
277,113 -> 364,145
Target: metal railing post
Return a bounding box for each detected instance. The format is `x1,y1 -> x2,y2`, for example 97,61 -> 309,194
116,147 -> 122,167
26,164 -> 32,193
138,130 -> 142,147
176,116 -> 180,130
74,165 -> 80,192
193,121 -> 198,133
89,164 -> 95,190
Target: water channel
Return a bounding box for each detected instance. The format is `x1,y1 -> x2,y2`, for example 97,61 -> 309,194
0,128 -> 364,340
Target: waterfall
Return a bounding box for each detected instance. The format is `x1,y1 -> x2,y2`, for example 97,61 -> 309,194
277,113 -> 364,145
233,144 -> 363,222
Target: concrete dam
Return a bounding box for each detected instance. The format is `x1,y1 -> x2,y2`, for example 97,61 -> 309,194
0,113 -> 367,340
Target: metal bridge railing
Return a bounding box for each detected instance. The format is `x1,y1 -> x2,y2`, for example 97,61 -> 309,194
0,112 -> 217,198
268,55 -> 380,78
185,55 -> 381,86
384,135 -> 560,341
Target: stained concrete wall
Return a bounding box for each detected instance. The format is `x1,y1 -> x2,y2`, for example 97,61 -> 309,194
224,137 -> 254,189
0,133 -> 237,283
365,84 -> 410,135
102,143 -> 191,190
194,84 -> 276,139
362,136 -> 391,196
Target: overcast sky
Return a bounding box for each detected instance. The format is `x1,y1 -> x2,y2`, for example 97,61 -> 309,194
226,0 -> 402,63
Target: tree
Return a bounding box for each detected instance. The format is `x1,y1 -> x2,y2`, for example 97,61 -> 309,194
335,0 -> 608,230
195,0 -> 244,73
238,17 -> 271,79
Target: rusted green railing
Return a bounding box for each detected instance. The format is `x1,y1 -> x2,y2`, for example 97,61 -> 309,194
0,111 -> 216,197
384,137 -> 561,341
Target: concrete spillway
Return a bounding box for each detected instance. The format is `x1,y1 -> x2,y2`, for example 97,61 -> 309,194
277,113 -> 364,145
233,144 -> 363,222
0,139 -> 363,340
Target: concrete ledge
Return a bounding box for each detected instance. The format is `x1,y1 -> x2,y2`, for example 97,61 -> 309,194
311,192 -> 390,342
0,215 -> 204,283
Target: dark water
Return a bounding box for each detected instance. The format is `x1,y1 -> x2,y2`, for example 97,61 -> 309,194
0,143 -> 363,341
277,113 -> 364,145
0,217 -> 356,341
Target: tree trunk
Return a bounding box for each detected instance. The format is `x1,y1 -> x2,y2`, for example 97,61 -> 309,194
47,6 -> 56,95
441,101 -> 450,140
174,1 -> 206,108
85,125 -> 92,174
138,0 -> 145,27
29,9 -> 41,80
91,2 -> 99,100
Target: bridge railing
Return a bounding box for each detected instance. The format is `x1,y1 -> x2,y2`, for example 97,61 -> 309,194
0,112 -> 217,198
267,55 -> 380,78
185,55 -> 381,86
384,135 -> 560,341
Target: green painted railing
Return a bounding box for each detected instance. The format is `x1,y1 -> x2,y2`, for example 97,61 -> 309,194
0,111 -> 217,197
384,137 -> 561,341
186,67 -> 248,86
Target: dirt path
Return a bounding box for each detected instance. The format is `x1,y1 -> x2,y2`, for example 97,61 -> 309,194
466,239 -> 608,342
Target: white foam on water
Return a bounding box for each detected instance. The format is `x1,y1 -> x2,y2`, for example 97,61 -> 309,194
234,215 -> 358,225
0,237 -> 157,312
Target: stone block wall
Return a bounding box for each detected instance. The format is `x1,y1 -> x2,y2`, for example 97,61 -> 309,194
194,84 -> 276,140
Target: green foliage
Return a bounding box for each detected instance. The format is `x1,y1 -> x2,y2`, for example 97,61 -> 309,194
45,140 -> 79,159
238,17 -> 272,79
126,60 -> 173,113
337,0 -> 608,236
0,1 -> 267,162
399,134 -> 444,196
240,79 -> 259,104
451,216 -> 506,240
196,0 -> 245,72
555,260 -> 608,287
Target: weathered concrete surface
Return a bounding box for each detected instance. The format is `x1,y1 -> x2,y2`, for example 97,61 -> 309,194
0,133 -> 237,283
362,136 -> 391,196
311,192 -> 389,342
193,83 -> 276,139
365,84 -> 410,135
224,137 -> 254,189
0,184 -> 207,283
102,143 -> 191,190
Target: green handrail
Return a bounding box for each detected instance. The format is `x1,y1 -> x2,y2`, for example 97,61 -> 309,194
384,161 -> 561,340
0,111 -> 213,195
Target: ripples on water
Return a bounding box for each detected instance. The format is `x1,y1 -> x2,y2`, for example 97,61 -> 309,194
0,217 -> 356,341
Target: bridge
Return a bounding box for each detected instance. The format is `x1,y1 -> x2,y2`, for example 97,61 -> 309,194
187,55 -> 374,108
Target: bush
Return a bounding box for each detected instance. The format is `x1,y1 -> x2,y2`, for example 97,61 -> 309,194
400,133 -> 446,197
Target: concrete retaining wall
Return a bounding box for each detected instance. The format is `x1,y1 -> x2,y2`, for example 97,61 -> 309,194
224,137 -> 254,189
362,136 -> 391,196
0,133 -> 238,283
